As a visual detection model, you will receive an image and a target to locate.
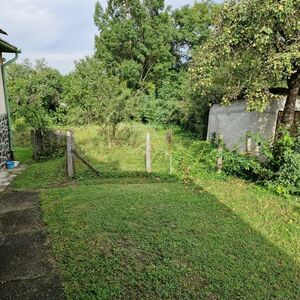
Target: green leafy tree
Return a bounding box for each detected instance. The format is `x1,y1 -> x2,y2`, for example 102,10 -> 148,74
191,0 -> 300,131
7,59 -> 63,130
94,0 -> 175,90
63,57 -> 136,138
172,1 -> 220,66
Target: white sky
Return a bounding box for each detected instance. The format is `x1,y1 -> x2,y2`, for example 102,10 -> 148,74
0,1 -> 220,74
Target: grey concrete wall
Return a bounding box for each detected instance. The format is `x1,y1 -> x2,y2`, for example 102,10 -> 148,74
0,113 -> 10,169
207,99 -> 300,152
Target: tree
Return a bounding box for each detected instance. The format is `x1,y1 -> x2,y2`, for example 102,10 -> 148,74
191,0 -> 300,131
7,59 -> 63,129
172,1 -> 220,66
94,0 -> 175,90
62,57 -> 136,138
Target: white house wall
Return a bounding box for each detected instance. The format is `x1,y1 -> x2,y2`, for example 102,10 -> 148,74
0,67 -> 6,114
207,99 -> 300,152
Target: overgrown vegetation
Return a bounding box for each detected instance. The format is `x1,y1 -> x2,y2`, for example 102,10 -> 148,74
174,128 -> 300,196
5,1 -> 300,298
8,0 -> 219,137
12,125 -> 300,299
7,0 -> 299,196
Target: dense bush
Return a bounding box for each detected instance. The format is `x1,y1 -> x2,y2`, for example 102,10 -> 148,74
268,150 -> 300,196
173,141 -> 218,182
222,151 -> 270,181
222,129 -> 300,196
173,128 -> 300,196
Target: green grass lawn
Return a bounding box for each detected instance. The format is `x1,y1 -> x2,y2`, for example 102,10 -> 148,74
12,124 -> 300,299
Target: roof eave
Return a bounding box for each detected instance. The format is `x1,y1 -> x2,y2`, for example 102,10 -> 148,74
0,38 -> 21,54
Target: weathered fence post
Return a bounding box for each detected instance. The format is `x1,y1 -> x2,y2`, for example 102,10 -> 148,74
166,130 -> 173,174
246,131 -> 252,154
146,133 -> 151,173
217,133 -> 223,174
255,143 -> 261,157
66,130 -> 74,178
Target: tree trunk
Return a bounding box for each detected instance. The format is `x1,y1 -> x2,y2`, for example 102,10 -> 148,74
282,70 -> 300,130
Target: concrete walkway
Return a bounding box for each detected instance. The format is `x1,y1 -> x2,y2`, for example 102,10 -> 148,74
0,165 -> 27,192
0,190 -> 65,299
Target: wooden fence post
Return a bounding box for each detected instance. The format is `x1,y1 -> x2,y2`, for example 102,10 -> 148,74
66,130 -> 74,178
166,130 -> 173,174
246,131 -> 252,154
255,143 -> 261,157
146,133 -> 151,173
217,133 -> 223,174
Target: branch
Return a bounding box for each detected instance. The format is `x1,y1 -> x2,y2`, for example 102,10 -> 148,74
269,87 -> 289,95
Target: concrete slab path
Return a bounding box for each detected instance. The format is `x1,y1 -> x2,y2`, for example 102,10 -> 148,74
0,165 -> 27,192
0,191 -> 65,299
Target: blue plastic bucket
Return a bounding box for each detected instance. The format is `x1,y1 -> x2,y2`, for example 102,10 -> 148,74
6,161 -> 15,170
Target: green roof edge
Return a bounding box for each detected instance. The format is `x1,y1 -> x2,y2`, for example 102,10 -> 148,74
0,38 -> 21,53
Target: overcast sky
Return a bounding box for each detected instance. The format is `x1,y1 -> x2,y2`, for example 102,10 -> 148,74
0,0 -> 219,74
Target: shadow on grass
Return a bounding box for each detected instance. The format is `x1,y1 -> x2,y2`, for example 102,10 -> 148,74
42,180 -> 300,299
12,148 -> 300,298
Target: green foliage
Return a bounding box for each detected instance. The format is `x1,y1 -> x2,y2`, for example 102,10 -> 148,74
173,141 -> 218,181
7,59 -> 63,130
222,151 -> 271,181
92,0 -> 217,130
267,127 -> 300,196
12,117 -> 31,147
94,0 -> 175,90
170,125 -> 299,196
191,0 -> 300,128
62,57 -> 136,135
222,128 -> 300,196
172,1 -> 220,64
270,150 -> 300,196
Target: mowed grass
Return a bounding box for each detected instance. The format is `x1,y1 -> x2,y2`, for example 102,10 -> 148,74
11,124 -> 300,299
41,182 -> 300,299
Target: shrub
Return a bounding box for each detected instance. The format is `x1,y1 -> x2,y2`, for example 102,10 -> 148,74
268,150 -> 300,196
173,141 -> 218,181
222,127 -> 300,196
222,150 -> 270,181
13,118 -> 31,147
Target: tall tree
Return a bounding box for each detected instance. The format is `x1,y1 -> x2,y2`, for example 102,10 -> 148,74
191,0 -> 300,131
7,59 -> 63,129
94,0 -> 175,90
172,1 -> 220,66
63,57 -> 135,137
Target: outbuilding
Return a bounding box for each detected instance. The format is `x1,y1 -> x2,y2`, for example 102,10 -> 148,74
207,98 -> 300,152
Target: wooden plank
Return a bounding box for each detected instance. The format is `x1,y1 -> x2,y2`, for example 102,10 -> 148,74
66,131 -> 74,178
72,150 -> 100,176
